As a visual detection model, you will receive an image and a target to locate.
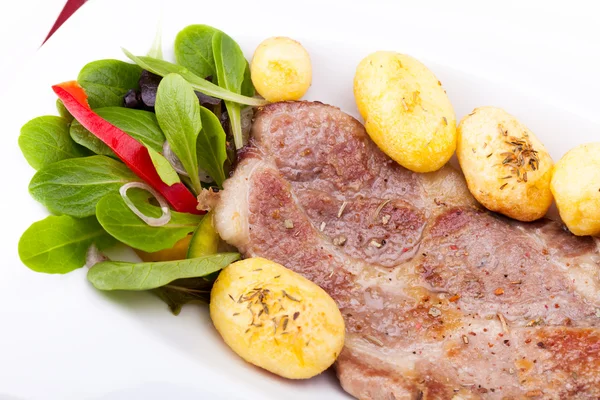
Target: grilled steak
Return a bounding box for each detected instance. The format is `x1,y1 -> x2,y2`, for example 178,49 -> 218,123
214,101 -> 600,399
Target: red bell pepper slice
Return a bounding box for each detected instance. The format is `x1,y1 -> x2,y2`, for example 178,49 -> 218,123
55,80 -> 89,106
53,82 -> 201,215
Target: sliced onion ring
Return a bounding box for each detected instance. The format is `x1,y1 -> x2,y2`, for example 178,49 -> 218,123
119,182 -> 172,227
162,141 -> 188,177
85,243 -> 108,268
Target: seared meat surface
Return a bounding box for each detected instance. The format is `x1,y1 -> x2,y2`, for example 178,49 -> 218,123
215,102 -> 600,399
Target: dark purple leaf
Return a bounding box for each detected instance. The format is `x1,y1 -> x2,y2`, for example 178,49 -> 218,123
139,70 -> 162,107
127,70 -> 225,114
220,109 -> 230,132
195,91 -> 221,107
123,89 -> 142,108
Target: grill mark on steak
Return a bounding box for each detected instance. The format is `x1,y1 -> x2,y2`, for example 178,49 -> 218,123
215,101 -> 600,399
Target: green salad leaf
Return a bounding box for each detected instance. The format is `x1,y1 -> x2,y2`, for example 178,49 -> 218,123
70,107 -> 165,157
147,146 -> 180,186
29,155 -> 139,218
155,73 -> 203,194
77,59 -> 142,108
212,31 -> 249,150
19,116 -> 89,170
96,189 -> 202,252
122,49 -> 267,107
197,106 -> 227,187
241,61 -> 255,97
153,211 -> 221,314
88,253 -> 240,291
55,99 -> 73,122
174,24 -> 254,97
18,215 -> 114,274
173,26 -> 255,151
70,120 -> 115,157
97,107 -> 165,151
174,24 -> 218,78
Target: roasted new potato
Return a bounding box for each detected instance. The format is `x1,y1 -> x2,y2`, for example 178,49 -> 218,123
551,143 -> 600,236
250,37 -> 312,102
354,51 -> 457,172
210,257 -> 345,379
457,106 -> 553,221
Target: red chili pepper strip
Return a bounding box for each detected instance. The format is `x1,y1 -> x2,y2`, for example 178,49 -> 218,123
53,83 -> 201,215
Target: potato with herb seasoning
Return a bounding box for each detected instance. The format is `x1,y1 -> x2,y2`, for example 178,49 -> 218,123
354,51 -> 457,172
457,106 -> 553,221
250,37 -> 312,102
210,257 -> 345,379
551,143 -> 600,236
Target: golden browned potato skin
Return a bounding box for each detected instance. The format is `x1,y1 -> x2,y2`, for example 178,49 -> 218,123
210,258 -> 345,379
457,106 -> 553,221
551,143 -> 600,236
250,37 -> 312,102
354,51 -> 457,172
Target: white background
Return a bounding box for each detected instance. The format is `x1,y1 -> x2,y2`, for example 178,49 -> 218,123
0,1 -> 599,399
0,0 -> 64,87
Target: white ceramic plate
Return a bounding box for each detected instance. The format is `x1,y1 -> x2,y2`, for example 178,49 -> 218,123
1,0 -> 599,399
